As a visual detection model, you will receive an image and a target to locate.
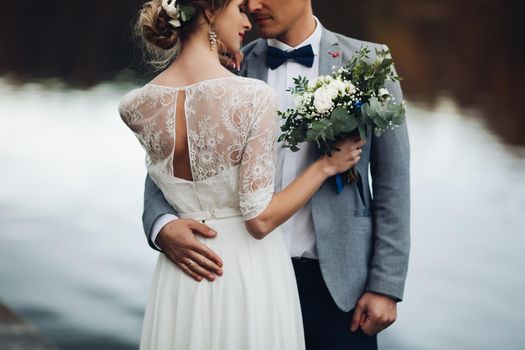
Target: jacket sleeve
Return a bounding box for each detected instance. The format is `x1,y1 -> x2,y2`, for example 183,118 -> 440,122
142,174 -> 178,251
366,50 -> 411,301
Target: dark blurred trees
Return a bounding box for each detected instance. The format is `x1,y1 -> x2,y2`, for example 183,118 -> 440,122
0,0 -> 144,85
314,0 -> 525,145
1,0 -> 524,144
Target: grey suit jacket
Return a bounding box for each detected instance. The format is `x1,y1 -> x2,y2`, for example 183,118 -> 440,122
142,25 -> 410,312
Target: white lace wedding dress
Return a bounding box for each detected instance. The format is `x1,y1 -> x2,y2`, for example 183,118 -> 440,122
119,76 -> 305,350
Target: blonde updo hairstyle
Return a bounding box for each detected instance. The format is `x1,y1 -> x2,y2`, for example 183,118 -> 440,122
136,0 -> 231,69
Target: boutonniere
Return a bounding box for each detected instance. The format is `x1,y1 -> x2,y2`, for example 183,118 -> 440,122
328,51 -> 341,58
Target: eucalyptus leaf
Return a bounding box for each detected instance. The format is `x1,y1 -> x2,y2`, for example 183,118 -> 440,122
331,107 -> 350,121
393,109 -> 405,125
361,103 -> 371,120
325,126 -> 335,141
342,116 -> 357,132
357,121 -> 368,140
181,5 -> 196,16
373,116 -> 388,129
331,107 -> 357,133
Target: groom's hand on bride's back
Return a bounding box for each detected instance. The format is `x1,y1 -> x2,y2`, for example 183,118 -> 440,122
156,219 -> 224,282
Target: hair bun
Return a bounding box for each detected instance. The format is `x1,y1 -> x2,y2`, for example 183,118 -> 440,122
138,1 -> 179,50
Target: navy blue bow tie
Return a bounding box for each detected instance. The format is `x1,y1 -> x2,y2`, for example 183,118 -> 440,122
267,44 -> 315,70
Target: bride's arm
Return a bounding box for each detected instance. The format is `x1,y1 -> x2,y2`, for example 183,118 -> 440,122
246,138 -> 364,239
238,86 -> 364,240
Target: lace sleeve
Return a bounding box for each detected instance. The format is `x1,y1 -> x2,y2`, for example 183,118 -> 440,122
239,87 -> 279,220
118,87 -> 177,166
118,88 -> 144,131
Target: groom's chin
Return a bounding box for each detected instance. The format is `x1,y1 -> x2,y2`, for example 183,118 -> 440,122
254,26 -> 280,40
256,31 -> 272,39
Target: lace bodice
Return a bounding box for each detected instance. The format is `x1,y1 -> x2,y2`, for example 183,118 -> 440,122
118,76 -> 279,220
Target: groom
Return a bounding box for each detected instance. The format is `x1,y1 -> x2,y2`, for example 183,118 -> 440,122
142,0 -> 410,349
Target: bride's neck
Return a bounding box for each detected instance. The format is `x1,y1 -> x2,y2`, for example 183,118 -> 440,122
158,30 -> 231,86
175,34 -> 221,70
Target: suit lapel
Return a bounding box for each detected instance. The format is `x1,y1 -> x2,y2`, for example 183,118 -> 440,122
244,40 -> 269,83
319,26 -> 342,76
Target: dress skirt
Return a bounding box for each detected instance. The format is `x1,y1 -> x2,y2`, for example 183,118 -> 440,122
139,215 -> 305,350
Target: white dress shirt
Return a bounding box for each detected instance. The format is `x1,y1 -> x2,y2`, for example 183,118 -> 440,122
266,17 -> 322,259
152,18 -> 323,259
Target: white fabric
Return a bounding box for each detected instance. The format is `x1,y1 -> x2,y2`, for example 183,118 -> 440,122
119,77 -> 278,220
119,76 -> 305,350
150,18 -> 324,258
150,213 -> 178,250
267,17 -> 322,259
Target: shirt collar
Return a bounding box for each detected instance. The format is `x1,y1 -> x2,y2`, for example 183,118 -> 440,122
267,17 -> 322,55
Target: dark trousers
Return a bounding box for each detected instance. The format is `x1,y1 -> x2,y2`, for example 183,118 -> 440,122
292,258 -> 378,350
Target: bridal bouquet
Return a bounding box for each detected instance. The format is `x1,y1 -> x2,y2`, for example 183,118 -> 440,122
278,46 -> 406,192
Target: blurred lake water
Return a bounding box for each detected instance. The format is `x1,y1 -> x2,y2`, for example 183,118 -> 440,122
0,79 -> 524,350
1,0 -> 525,348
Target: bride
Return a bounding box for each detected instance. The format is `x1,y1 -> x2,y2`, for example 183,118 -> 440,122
119,0 -> 365,349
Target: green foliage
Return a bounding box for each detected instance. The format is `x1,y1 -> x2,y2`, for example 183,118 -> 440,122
180,5 -> 196,22
338,47 -> 401,102
331,107 -> 358,133
287,76 -> 309,95
279,46 -> 406,155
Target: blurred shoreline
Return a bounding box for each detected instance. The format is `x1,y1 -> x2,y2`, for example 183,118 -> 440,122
0,302 -> 58,350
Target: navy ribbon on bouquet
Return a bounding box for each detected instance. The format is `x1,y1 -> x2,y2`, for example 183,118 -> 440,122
334,171 -> 367,209
335,174 -> 345,194
266,45 -> 315,70
335,100 -> 368,205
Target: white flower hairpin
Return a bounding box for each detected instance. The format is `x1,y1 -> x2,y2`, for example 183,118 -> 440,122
161,0 -> 196,28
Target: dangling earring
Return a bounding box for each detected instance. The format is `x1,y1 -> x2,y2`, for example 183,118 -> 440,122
208,23 -> 217,50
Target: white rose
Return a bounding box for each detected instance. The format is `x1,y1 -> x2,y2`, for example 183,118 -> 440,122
346,81 -> 356,95
378,88 -> 390,97
294,94 -> 304,108
326,84 -> 339,100
381,44 -> 392,58
313,87 -> 333,114
322,75 -> 333,83
307,78 -> 319,90
169,19 -> 182,28
162,0 -> 179,18
327,79 -> 347,98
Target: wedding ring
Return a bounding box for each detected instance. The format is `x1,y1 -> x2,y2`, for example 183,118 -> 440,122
187,259 -> 195,268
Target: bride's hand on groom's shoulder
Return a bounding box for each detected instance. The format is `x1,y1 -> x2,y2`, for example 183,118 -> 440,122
219,50 -> 244,71
156,219 -> 224,282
